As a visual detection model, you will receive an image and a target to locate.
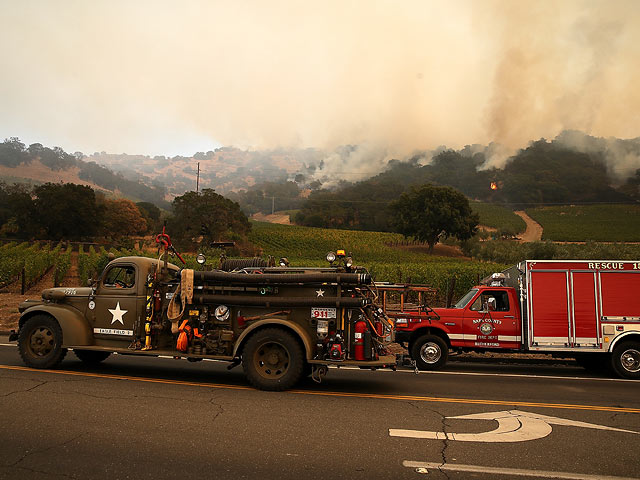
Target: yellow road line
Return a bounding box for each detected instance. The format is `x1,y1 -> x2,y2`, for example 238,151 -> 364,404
1,364 -> 639,414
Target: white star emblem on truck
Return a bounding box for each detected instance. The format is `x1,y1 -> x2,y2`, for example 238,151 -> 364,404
108,302 -> 128,325
316,289 -> 325,297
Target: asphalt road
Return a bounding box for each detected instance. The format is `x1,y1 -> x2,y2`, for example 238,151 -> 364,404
0,337 -> 638,480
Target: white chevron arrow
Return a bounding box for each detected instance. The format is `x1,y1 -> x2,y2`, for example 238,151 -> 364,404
389,410 -> 639,443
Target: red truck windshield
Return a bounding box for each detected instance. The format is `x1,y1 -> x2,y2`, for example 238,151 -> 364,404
453,288 -> 478,308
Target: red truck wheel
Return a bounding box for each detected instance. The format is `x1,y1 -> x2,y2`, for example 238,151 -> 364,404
411,334 -> 448,371
611,341 -> 640,379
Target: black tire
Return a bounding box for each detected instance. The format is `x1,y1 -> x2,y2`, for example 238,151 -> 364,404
241,328 -> 304,391
18,315 -> 67,369
610,341 -> 640,379
574,354 -> 608,371
411,334 -> 448,371
74,349 -> 111,365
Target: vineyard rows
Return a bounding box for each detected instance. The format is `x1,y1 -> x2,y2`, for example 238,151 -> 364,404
249,221 -> 509,298
526,204 -> 640,242
2,222 -> 513,303
0,242 -> 70,289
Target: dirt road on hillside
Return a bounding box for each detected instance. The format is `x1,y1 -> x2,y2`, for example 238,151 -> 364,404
515,210 -> 543,242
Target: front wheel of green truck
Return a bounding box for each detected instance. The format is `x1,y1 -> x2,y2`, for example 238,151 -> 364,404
242,328 -> 305,391
18,315 -> 67,369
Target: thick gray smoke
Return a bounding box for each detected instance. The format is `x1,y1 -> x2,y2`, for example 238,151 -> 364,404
0,0 -> 638,177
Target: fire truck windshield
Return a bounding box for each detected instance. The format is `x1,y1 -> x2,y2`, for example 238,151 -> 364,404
453,288 -> 478,308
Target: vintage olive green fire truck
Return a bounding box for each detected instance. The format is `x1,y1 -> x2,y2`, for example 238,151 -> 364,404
11,241 -> 396,390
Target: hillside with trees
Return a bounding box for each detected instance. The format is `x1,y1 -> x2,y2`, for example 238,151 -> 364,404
0,137 -> 168,207
0,181 -> 251,250
294,137 -> 637,232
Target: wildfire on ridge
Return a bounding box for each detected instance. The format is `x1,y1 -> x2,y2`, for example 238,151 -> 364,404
490,182 -> 498,190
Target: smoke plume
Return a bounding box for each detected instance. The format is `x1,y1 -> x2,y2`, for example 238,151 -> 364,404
0,0 -> 638,178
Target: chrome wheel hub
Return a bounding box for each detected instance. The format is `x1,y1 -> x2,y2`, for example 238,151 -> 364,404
420,342 -> 441,364
620,348 -> 640,373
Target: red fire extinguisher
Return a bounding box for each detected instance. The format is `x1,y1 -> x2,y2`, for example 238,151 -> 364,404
354,319 -> 367,361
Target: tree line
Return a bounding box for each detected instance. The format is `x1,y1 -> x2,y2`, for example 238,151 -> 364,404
0,182 -> 250,251
0,182 -> 160,242
294,139 -> 636,232
0,137 -> 168,207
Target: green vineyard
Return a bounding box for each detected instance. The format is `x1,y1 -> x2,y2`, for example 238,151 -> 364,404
1,223 -> 511,303
0,242 -> 70,289
526,204 -> 640,242
249,221 -> 509,298
471,202 -> 526,233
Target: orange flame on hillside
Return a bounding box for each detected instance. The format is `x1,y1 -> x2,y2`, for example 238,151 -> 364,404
490,182 -> 498,190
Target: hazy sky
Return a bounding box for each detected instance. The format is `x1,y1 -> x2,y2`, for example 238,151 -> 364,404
1,0 -> 638,157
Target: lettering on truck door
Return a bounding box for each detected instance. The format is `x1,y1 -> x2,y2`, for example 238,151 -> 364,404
462,289 -> 520,348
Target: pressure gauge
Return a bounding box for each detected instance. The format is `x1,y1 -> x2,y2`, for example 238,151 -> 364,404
214,305 -> 230,322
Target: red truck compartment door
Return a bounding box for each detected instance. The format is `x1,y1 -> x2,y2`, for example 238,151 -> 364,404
571,272 -> 599,346
529,271 -> 570,347
600,272 -> 640,320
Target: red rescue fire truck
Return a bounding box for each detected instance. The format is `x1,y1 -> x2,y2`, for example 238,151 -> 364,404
391,260 -> 640,379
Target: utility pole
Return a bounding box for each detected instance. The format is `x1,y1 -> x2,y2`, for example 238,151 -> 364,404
196,162 -> 200,193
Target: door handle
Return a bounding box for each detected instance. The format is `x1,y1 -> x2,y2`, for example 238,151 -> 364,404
504,315 -> 515,318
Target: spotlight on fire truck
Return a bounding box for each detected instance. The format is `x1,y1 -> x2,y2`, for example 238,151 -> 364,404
196,253 -> 206,265
326,251 -> 336,263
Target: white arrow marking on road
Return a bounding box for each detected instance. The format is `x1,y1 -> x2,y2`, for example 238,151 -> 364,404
389,410 -> 639,443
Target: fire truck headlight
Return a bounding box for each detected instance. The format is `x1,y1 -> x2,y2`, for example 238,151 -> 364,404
345,256 -> 353,268
196,253 -> 206,265
326,251 -> 336,263
279,257 -> 289,267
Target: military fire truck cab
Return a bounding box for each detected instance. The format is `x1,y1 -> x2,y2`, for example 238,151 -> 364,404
13,254 -> 396,390
393,260 -> 640,379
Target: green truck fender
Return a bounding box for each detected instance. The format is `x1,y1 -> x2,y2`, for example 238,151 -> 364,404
20,305 -> 93,347
232,318 -> 314,360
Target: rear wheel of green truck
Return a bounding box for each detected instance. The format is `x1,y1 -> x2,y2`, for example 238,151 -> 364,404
611,341 -> 640,379
18,315 -> 67,369
411,334 -> 448,371
74,349 -> 111,365
242,328 -> 304,391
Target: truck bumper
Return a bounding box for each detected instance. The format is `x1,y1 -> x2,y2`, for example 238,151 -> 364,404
308,354 -> 397,367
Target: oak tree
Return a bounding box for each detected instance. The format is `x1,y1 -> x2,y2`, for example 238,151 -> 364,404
390,184 -> 478,253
